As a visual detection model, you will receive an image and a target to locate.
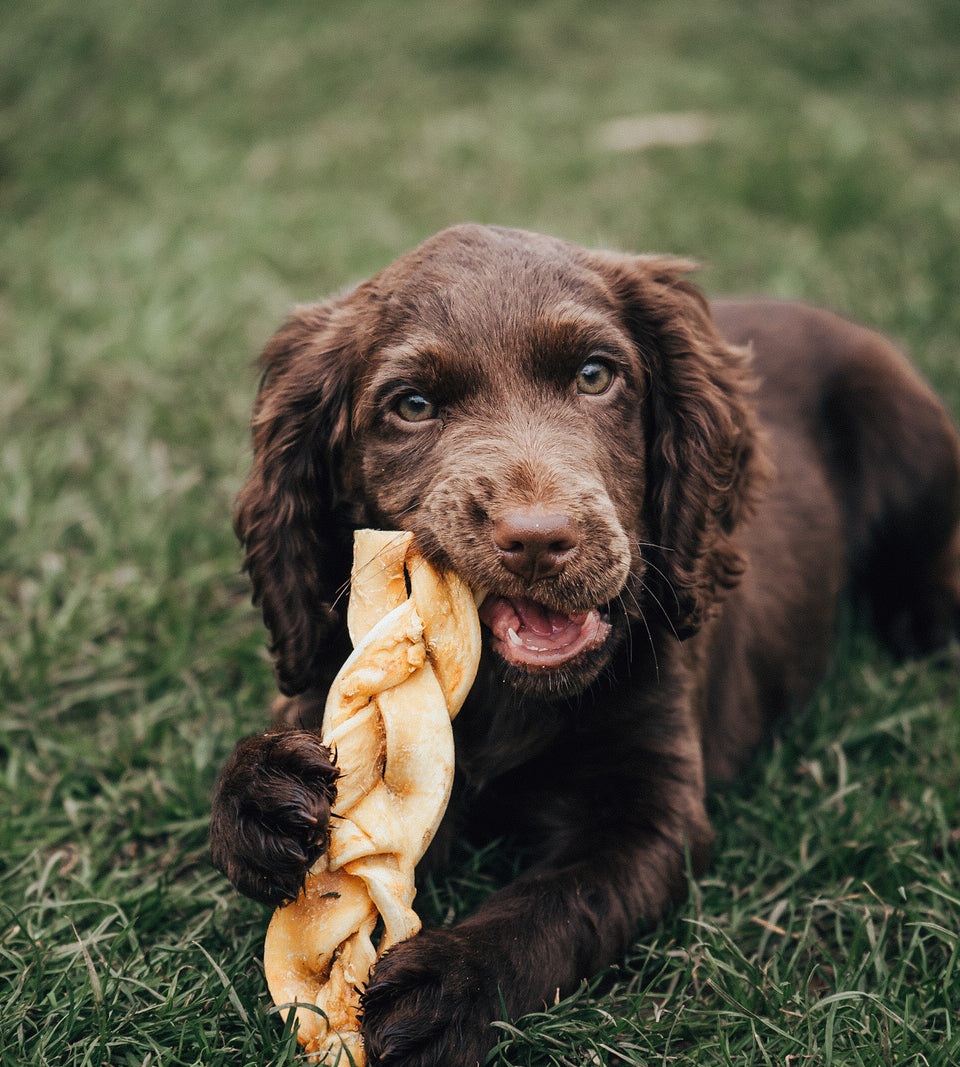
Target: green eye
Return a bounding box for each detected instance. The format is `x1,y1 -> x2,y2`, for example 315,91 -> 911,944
396,393 -> 437,423
576,358 -> 614,395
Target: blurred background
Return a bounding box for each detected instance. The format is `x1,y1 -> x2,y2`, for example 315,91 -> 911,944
2,1 -> 959,1064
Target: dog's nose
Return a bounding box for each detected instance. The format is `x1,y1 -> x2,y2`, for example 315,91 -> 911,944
493,510 -> 579,583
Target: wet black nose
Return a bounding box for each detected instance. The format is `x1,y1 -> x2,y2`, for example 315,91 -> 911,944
493,510 -> 579,583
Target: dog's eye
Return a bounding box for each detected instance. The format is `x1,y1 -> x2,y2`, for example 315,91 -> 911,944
575,358 -> 615,396
395,392 -> 437,423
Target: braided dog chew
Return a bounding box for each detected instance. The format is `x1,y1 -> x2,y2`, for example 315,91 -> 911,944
263,530 -> 482,1063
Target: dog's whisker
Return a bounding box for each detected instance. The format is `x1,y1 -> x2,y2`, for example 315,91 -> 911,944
630,542 -> 682,617
617,591 -> 660,682
330,579 -> 353,614
636,578 -> 682,645
632,539 -> 677,554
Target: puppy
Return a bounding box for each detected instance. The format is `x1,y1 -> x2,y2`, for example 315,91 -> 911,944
211,224 -> 960,1066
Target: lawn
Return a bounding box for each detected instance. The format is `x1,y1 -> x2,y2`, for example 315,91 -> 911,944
2,0 -> 959,1064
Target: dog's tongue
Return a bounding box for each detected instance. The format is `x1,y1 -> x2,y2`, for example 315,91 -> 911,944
478,596 -> 610,668
512,599 -> 571,636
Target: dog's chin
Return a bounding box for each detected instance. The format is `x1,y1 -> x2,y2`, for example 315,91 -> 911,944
478,594 -> 619,701
492,644 -> 617,700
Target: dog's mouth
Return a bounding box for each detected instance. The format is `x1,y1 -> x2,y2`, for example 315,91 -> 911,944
477,595 -> 612,670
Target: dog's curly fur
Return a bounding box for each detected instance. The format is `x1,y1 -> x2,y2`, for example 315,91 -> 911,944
210,224 -> 960,1066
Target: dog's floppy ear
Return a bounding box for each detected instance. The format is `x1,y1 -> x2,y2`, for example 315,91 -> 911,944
234,298 -> 360,694
593,252 -> 769,638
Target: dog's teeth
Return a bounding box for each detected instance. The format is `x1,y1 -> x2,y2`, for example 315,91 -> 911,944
507,627 -> 523,646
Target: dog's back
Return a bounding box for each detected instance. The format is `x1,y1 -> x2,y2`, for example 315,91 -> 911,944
701,300 -> 960,779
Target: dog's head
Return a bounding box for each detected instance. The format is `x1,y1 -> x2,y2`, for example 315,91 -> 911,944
235,225 -> 764,699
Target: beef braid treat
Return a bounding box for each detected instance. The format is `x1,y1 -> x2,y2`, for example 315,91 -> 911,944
262,529 -> 481,1063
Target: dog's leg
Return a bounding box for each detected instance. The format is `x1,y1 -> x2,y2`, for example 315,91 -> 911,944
209,726 -> 338,905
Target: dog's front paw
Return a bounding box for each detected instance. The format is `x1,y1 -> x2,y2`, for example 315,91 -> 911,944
361,928 -> 501,1067
210,728 -> 338,905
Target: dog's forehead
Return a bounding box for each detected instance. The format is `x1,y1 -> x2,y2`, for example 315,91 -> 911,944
371,227 -> 621,356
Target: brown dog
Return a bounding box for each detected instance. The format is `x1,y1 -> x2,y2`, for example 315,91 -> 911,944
211,224 -> 960,1066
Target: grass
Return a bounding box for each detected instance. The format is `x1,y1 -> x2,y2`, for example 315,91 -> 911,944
2,0 -> 959,1063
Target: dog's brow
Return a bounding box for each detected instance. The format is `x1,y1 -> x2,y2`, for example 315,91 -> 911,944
549,316 -> 632,350
530,313 -> 638,374
538,299 -> 633,345
364,342 -> 444,385
360,341 -> 484,411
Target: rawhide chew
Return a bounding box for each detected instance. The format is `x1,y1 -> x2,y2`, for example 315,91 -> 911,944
263,530 -> 481,1064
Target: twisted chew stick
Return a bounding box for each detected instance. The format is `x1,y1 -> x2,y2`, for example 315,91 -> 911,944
263,530 -> 481,1064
